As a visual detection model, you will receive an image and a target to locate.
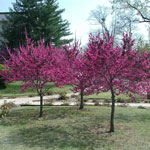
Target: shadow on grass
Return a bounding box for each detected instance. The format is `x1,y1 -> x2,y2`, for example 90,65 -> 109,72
8,123 -> 111,150
0,107 -> 113,150
0,106 -> 97,126
1,106 -> 150,127
0,107 -> 40,126
2,106 -> 150,149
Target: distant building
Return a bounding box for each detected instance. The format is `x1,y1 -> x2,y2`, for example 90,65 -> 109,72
0,12 -> 10,46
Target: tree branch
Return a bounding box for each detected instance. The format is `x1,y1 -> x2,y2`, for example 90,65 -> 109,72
126,1 -> 150,22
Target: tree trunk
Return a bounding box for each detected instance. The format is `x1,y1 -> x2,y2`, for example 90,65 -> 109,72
147,93 -> 150,99
0,75 -> 6,89
39,95 -> 43,117
79,89 -> 84,110
110,87 -> 115,132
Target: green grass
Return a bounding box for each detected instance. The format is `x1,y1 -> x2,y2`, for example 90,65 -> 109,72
85,92 -> 130,100
84,92 -> 143,103
1,106 -> 150,150
0,81 -> 72,97
0,81 -> 144,104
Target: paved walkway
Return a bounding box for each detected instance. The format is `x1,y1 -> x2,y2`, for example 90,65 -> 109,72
1,94 -> 150,109
0,93 -> 78,106
0,95 -> 59,106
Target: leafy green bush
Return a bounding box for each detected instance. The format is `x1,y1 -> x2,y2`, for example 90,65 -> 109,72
46,91 -> 54,95
116,98 -> 126,103
28,94 -> 37,97
58,93 -> 68,100
84,99 -> 88,102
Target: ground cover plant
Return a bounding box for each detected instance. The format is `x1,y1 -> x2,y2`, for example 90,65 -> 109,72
0,105 -> 9,118
1,106 -> 150,150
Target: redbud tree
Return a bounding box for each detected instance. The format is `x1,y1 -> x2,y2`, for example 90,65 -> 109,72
85,33 -> 150,132
62,43 -> 93,109
0,36 -> 63,117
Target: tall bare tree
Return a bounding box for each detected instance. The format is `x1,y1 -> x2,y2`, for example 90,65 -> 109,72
110,0 -> 150,47
88,5 -> 138,43
111,0 -> 150,23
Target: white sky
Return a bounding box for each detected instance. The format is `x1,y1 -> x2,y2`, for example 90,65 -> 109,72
0,0 -> 148,45
58,0 -> 111,45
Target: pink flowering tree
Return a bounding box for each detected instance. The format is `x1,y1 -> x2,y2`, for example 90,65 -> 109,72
0,36 -> 63,117
85,32 -> 150,132
70,54 -> 93,110
60,43 -> 93,110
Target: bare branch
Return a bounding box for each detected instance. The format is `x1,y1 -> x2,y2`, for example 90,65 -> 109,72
126,1 -> 150,22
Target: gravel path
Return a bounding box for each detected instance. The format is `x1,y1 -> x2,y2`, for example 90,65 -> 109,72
1,94 -> 150,108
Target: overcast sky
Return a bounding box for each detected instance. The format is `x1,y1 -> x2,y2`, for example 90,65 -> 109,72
58,0 -> 111,45
0,0 -> 148,45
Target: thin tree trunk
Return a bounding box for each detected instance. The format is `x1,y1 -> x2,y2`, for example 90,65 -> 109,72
110,87 -> 115,132
79,89 -> 84,110
39,95 -> 43,117
147,93 -> 150,99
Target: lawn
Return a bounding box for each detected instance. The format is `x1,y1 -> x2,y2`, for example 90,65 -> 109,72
0,81 -> 72,97
84,92 -> 143,103
0,106 -> 150,150
0,82 -> 144,104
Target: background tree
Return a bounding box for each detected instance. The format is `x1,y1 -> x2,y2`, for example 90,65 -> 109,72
88,5 -> 138,43
0,64 -> 6,89
0,48 -> 9,89
110,0 -> 150,42
134,36 -> 150,52
111,0 -> 150,23
0,0 -> 71,49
